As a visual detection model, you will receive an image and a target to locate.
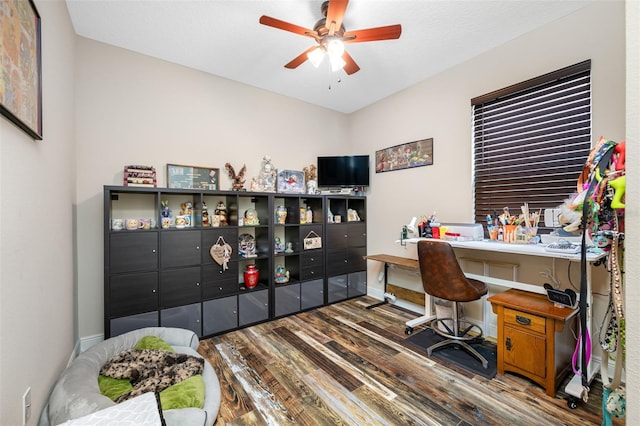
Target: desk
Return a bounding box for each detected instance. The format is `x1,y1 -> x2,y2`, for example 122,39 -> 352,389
377,238 -> 607,402
364,254 -> 419,309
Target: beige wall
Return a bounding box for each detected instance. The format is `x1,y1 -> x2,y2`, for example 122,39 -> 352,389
74,38 -> 350,339
352,1 -> 625,265
0,1 -> 76,425
351,0 -> 628,390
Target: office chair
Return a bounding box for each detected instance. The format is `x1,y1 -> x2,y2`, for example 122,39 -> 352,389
417,240 -> 489,368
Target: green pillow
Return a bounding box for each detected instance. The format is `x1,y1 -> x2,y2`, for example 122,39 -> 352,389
134,335 -> 175,352
159,375 -> 205,410
98,375 -> 206,409
98,375 -> 133,401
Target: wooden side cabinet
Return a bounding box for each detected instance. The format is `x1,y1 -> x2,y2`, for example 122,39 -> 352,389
488,289 -> 576,397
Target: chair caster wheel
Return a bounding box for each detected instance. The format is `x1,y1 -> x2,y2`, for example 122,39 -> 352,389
567,398 -> 579,409
405,327 -> 413,335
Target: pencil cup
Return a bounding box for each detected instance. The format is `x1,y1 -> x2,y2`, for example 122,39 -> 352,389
503,225 -> 517,243
525,227 -> 539,244
488,225 -> 499,241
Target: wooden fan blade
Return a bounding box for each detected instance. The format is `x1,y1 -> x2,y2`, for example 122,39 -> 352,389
344,24 -> 402,43
342,50 -> 360,75
326,0 -> 348,36
259,15 -> 315,38
284,46 -> 317,69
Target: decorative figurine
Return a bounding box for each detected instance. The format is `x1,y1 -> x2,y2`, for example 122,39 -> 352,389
238,233 -> 257,258
303,164 -> 318,194
161,200 -> 171,218
161,200 -> 172,228
180,202 -> 192,217
285,242 -> 294,253
215,201 -> 228,226
261,155 -> 277,193
201,201 -> 209,227
299,206 -> 307,224
274,264 -> 290,284
327,208 -> 334,223
179,202 -> 193,227
244,208 -> 260,225
249,177 -> 261,192
274,237 -> 285,254
225,162 -> 247,191
276,206 -> 287,224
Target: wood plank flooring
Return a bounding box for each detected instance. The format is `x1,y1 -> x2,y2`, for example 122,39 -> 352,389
198,296 -> 620,426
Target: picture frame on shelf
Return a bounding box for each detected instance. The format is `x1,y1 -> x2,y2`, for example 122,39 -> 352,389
167,164 -> 219,190
277,169 -> 306,194
0,0 -> 42,140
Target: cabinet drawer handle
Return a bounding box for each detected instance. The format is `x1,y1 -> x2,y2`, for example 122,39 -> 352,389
152,249 -> 156,253
196,282 -> 200,286
515,315 -> 531,326
196,246 -> 200,250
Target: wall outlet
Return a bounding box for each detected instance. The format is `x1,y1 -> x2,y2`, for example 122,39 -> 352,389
23,387 -> 31,426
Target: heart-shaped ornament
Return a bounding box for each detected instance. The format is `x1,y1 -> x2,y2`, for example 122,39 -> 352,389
210,245 -> 225,265
210,242 -> 232,269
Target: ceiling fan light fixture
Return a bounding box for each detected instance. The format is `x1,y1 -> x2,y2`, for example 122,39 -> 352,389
327,38 -> 345,57
307,47 -> 325,68
260,0 -> 402,75
329,54 -> 346,72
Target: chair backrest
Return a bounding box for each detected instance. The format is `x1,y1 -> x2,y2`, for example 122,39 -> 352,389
417,240 -> 487,302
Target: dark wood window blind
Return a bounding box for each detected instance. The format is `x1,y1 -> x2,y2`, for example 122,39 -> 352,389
471,60 -> 592,232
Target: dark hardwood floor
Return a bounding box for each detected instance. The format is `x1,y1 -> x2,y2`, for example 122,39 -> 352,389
198,296 -> 619,425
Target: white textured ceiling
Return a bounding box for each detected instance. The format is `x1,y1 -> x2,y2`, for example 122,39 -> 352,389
65,0 -> 592,114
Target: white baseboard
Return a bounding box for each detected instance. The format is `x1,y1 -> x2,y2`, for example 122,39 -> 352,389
80,333 -> 104,353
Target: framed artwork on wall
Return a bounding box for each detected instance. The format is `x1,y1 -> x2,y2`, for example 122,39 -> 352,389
375,138 -> 433,173
0,0 -> 42,140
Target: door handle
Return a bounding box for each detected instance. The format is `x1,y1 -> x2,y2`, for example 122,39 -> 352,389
506,337 -> 512,351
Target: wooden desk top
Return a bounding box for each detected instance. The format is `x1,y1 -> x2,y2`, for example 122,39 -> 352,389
488,289 -> 576,322
365,254 -> 419,269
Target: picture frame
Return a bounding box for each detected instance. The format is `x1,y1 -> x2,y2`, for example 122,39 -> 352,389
277,169 -> 306,194
0,0 -> 42,140
167,164 -> 219,190
375,138 -> 433,173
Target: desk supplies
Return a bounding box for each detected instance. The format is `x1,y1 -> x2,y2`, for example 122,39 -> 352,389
545,240 -> 581,254
441,223 -> 483,241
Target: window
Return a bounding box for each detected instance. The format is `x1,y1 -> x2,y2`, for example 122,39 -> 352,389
472,60 -> 592,232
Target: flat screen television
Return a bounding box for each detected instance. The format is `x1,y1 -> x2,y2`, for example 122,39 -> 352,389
317,155 -> 370,188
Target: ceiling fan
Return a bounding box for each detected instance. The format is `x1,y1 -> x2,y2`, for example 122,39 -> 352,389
259,0 -> 401,75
